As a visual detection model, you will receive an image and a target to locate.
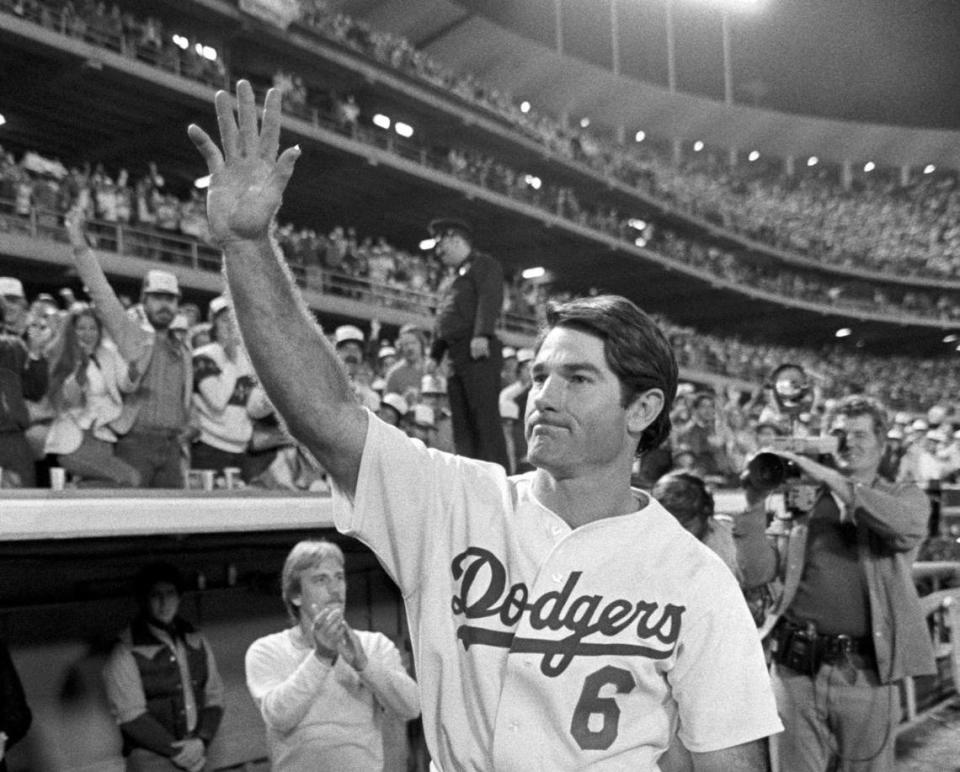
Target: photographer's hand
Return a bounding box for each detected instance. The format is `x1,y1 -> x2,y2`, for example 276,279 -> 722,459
775,450 -> 852,504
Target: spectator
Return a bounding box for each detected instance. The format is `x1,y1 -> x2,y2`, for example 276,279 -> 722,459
190,295 -> 271,479
675,392 -> 731,480
417,373 -> 454,454
43,305 -> 141,487
245,540 -> 419,771
0,276 -> 29,336
428,216 -> 508,468
376,391 -> 407,428
0,637 -> 32,772
384,325 -> 426,403
0,288 -> 48,487
747,395 -> 935,771
103,562 -> 225,772
332,325 -> 380,411
66,208 -> 192,487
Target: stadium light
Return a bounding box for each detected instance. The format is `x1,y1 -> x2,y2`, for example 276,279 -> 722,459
693,141 -> 704,152
194,175 -> 210,189
748,151 -> 759,162
524,174 -> 542,190
634,236 -> 648,248
835,328 -> 852,338
372,113 -> 391,130
394,121 -> 414,138
172,34 -> 189,50
419,238 -> 436,251
522,266 -> 546,280
634,130 -> 646,142
580,117 -> 590,128
924,164 -> 936,174
943,334 -> 958,343
628,218 -> 647,230
807,156 -> 819,167
201,46 -> 217,61
0,113 -> 5,127
863,162 -> 875,173
520,101 -> 531,114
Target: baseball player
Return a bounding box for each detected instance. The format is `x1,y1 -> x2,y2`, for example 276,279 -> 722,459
189,81 -> 782,771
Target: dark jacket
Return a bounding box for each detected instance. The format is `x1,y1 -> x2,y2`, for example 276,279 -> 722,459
432,251 -> 503,362
0,639 -> 32,772
0,336 -> 47,433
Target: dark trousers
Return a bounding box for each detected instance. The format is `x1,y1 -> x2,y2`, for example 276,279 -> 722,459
446,338 -> 509,469
116,430 -> 184,488
0,430 -> 36,487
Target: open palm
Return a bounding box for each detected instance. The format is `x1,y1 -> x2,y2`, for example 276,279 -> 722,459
187,80 -> 301,246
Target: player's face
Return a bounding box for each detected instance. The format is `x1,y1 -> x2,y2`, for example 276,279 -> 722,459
835,414 -> 883,477
294,558 -> 346,621
146,581 -> 181,626
525,327 -> 638,479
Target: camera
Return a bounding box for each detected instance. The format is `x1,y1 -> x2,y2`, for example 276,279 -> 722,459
743,432 -> 847,516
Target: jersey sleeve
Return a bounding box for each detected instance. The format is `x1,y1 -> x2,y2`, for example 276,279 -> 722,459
330,412 -> 508,597
669,562 -> 783,753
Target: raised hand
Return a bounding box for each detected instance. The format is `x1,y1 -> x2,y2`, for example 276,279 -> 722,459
187,80 -> 301,248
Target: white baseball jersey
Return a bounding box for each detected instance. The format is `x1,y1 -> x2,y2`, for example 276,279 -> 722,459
332,416 -> 782,771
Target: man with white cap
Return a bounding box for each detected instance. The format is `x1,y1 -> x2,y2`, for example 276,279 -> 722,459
0,276 -> 29,336
66,208 -> 193,487
191,295 -> 272,478
377,393 -> 408,428
498,347 -> 534,474
334,325 -> 379,412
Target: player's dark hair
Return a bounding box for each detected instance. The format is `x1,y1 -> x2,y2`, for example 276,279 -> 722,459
834,395 -> 887,441
539,295 -> 678,453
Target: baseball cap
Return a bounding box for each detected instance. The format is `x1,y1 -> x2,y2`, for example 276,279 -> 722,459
142,269 -> 180,296
503,346 -> 517,360
208,295 -> 230,319
412,404 -> 436,430
0,276 -> 25,298
886,427 -> 904,440
894,412 -> 911,425
170,313 -> 189,331
911,419 -> 929,432
421,374 -> 447,395
334,325 -> 364,347
378,345 -> 397,360
516,348 -> 535,364
428,217 -> 472,241
381,392 -> 408,417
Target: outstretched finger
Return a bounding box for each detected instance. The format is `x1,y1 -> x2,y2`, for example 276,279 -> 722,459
236,80 -> 259,158
187,124 -> 225,175
214,90 -> 239,162
258,88 -> 283,161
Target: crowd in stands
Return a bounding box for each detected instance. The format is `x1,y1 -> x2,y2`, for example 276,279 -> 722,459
6,0 -> 960,320
291,0 -> 960,284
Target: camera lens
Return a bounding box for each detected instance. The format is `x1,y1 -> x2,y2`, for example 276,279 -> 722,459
745,452 -> 788,489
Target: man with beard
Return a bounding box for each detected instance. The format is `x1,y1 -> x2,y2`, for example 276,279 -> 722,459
66,208 -> 193,487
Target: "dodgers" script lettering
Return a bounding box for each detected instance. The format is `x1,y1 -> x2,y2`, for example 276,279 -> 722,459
450,547 -> 685,676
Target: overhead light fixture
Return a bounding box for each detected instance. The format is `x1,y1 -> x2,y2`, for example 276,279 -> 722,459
520,101 -> 531,114
748,151 -> 759,162
0,113 -> 6,127
194,175 -> 210,189
693,141 -> 704,152
419,238 -> 436,251
634,130 -> 646,142
944,334 -> 959,343
372,113 -> 391,130
172,34 -> 189,50
524,174 -> 542,190
394,121 -> 413,138
924,164 -> 936,174
807,156 -> 818,167
835,328 -> 852,338
863,161 -> 875,173
522,266 -> 545,280
580,117 -> 590,128
628,218 -> 647,230
634,237 -> 647,248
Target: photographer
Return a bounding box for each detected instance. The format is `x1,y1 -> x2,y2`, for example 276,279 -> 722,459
745,395 -> 934,772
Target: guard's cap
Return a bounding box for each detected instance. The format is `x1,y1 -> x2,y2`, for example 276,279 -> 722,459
428,217 -> 472,241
